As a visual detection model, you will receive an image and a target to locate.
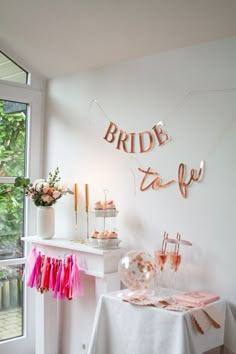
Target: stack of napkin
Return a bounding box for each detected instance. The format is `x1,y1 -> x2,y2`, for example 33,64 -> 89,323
123,290 -> 223,334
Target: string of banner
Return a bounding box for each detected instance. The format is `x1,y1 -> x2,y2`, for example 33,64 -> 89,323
89,88 -> 236,198
89,98 -> 207,199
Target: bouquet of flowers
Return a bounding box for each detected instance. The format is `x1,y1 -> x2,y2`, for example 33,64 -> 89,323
14,167 -> 72,207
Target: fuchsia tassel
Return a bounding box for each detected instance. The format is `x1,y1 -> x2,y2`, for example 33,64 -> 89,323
40,256 -> 51,291
24,247 -> 38,283
66,256 -> 73,300
36,255 -> 44,290
53,260 -> 62,299
71,255 -> 84,298
52,259 -> 59,291
40,256 -> 48,289
27,252 -> 42,288
49,258 -> 55,290
59,260 -> 66,300
64,257 -> 71,300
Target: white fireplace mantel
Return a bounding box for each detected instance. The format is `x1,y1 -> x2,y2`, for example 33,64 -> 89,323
23,236 -> 122,354
23,236 -> 122,278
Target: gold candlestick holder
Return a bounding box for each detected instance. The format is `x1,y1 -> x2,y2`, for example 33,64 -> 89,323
86,210 -> 89,240
74,181 -> 78,236
75,208 -> 78,232
85,183 -> 89,241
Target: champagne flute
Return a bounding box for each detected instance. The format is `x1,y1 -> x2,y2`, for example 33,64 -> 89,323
167,233 -> 182,293
155,250 -> 168,272
166,233 -> 192,294
168,252 -> 182,272
154,232 -> 168,295
154,250 -> 168,296
166,250 -> 181,294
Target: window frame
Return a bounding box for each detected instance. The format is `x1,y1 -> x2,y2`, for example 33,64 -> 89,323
0,50 -> 30,85
0,79 -> 44,353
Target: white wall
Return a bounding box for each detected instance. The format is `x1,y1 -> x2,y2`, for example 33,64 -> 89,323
45,36 -> 236,352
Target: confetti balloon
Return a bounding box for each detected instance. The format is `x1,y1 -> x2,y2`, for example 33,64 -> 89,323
118,250 -> 156,290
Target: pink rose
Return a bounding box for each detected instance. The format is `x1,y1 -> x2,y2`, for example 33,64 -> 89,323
53,190 -> 61,199
41,194 -> 54,204
43,186 -> 49,193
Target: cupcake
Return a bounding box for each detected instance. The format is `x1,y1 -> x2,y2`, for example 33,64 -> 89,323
94,201 -> 103,210
106,200 -> 116,209
90,230 -> 99,238
102,230 -> 109,239
108,231 -> 118,239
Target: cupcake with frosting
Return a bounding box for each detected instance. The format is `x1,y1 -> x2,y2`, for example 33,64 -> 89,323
94,201 -> 103,210
105,200 -> 116,209
108,231 -> 118,239
90,230 -> 99,238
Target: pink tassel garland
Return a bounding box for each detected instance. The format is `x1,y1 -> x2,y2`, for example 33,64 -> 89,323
26,248 -> 83,300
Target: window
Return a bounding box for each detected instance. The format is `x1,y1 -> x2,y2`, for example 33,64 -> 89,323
0,98 -> 28,341
0,52 -> 43,354
0,52 -> 29,85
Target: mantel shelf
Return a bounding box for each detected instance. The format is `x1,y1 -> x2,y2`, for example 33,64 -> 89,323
22,236 -> 117,255
22,236 -> 122,279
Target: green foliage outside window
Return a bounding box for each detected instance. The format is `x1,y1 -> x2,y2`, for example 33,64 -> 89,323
0,99 -> 27,258
0,99 -> 26,177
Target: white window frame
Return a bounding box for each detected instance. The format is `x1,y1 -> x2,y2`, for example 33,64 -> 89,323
0,81 -> 44,354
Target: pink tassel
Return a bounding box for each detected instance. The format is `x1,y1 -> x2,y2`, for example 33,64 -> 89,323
44,257 -> 51,290
63,257 -> 71,300
40,256 -> 48,289
49,258 -> 55,290
40,256 -> 51,291
36,255 -> 44,290
52,259 -> 59,291
24,247 -> 38,283
59,260 -> 66,300
27,252 -> 42,288
71,255 -> 83,298
65,256 -> 72,300
53,260 -> 62,299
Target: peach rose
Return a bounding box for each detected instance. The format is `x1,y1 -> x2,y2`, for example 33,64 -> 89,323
53,190 -> 61,199
41,194 -> 54,204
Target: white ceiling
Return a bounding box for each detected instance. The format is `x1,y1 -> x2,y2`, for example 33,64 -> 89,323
0,0 -> 236,79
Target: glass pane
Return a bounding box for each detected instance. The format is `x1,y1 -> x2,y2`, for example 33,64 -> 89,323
0,265 -> 24,341
0,51 -> 28,84
0,98 -> 28,177
0,184 -> 24,260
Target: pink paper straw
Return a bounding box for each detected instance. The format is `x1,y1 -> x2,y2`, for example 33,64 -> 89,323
166,238 -> 178,244
161,232 -> 167,253
179,239 -> 192,246
163,232 -> 168,254
176,233 -> 181,255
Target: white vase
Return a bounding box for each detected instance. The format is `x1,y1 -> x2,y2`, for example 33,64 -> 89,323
37,206 -> 55,239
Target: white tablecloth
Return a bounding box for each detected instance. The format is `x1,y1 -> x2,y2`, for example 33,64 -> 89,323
88,290 -> 236,354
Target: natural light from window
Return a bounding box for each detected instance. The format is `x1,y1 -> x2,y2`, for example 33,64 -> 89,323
0,98 -> 28,341
0,52 -> 28,84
